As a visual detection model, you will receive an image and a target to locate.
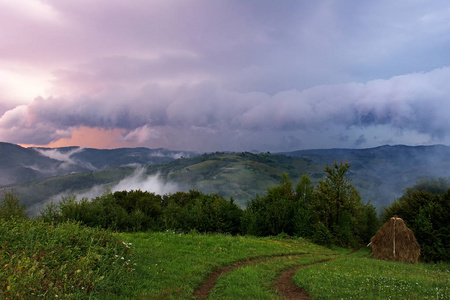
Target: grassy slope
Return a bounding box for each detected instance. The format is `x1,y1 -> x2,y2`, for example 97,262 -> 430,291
3,220 -> 448,299
118,232 -> 449,299
294,255 -> 449,299
0,218 -> 133,299
119,231 -> 332,299
209,254 -> 331,299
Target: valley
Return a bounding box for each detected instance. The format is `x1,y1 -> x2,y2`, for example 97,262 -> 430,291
2,143 -> 450,212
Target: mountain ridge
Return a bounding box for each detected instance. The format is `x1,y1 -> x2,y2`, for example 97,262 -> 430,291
1,142 -> 450,213
0,142 -> 197,187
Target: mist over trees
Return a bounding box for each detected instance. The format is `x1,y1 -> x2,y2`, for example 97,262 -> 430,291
33,162 -> 378,248
2,163 -> 448,262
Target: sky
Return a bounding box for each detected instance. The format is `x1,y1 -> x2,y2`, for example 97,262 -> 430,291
1,0 -> 450,152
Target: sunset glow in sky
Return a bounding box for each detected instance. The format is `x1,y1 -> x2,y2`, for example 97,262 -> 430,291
2,0 -> 450,152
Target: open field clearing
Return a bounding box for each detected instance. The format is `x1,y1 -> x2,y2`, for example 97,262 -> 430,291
1,218 -> 448,299
119,231 -> 333,299
120,231 -> 449,299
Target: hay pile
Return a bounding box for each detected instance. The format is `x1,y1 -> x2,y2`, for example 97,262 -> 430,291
369,215 -> 420,263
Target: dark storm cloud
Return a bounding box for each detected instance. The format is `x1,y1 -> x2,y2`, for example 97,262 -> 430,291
1,1 -> 450,151
2,67 -> 450,150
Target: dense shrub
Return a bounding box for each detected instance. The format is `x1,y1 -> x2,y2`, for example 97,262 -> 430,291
0,217 -> 133,299
41,189 -> 243,234
41,190 -> 163,232
162,191 -> 243,234
0,191 -> 27,220
242,173 -> 297,236
312,221 -> 333,247
312,162 -> 374,247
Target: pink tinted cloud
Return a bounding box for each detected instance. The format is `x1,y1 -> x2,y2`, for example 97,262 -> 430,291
2,1 -> 450,151
42,126 -> 127,149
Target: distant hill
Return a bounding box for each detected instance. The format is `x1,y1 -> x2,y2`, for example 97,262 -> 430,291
2,143 -> 450,214
145,151 -> 324,202
3,151 -> 323,214
281,144 -> 450,206
0,142 -> 196,186
0,142 -> 64,186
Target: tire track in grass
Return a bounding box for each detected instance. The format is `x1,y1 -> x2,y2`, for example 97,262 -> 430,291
275,258 -> 334,300
192,252 -> 308,299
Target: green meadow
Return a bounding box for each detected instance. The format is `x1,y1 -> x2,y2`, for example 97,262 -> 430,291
2,218 -> 448,299
1,163 -> 449,299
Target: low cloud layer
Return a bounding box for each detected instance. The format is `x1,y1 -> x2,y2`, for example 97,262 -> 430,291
1,1 -> 450,151
112,168 -> 178,195
27,167 -> 178,215
74,168 -> 178,200
35,147 -> 99,172
2,67 -> 450,151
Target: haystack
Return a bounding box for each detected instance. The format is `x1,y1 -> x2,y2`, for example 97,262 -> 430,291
368,215 -> 420,263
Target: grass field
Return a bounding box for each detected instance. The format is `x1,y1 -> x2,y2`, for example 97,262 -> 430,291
120,231 -> 449,299
119,230 -> 333,299
1,219 -> 449,299
294,256 -> 449,299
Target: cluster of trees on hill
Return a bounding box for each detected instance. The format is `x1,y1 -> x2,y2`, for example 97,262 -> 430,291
243,163 -> 379,247
3,162 -> 376,247
1,162 -> 448,262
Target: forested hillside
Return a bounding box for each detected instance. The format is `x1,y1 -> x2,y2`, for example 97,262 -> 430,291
0,142 -> 195,186
3,152 -> 324,212
2,143 -> 450,212
284,145 -> 450,206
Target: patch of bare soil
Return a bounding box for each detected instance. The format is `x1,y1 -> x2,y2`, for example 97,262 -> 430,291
275,258 -> 333,300
275,265 -> 312,300
192,253 -> 306,299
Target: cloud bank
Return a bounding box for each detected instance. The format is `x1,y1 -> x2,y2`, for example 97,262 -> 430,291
1,1 -> 450,151
2,67 -> 450,151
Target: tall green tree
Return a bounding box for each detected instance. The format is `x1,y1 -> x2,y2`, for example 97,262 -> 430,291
313,162 -> 364,246
293,174 -> 315,237
242,173 -> 296,236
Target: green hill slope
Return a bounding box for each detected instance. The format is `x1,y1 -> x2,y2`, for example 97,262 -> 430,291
4,152 -> 324,212
0,142 -> 196,187
146,152 -> 324,203
4,145 -> 450,213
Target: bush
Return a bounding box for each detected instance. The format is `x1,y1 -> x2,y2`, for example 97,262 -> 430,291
241,174 -> 296,236
163,192 -> 243,234
0,218 -> 134,299
312,222 -> 333,247
40,190 -> 164,232
0,191 -> 27,220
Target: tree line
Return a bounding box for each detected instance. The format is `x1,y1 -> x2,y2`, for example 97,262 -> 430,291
1,162 -> 448,261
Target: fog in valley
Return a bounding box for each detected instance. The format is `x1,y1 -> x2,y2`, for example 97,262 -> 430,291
27,167 -> 179,216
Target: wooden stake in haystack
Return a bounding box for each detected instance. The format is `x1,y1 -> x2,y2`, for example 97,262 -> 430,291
368,215 -> 421,263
